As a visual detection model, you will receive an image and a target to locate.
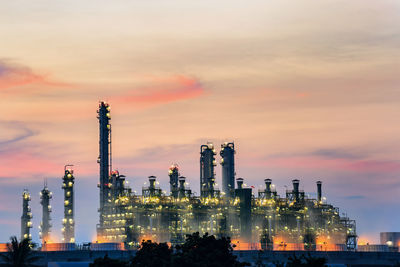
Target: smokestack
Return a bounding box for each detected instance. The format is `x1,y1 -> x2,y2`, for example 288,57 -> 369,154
264,178 -> 272,198
149,176 -> 156,189
317,181 -> 322,203
236,178 -> 244,189
292,179 -> 300,202
234,178 -> 252,242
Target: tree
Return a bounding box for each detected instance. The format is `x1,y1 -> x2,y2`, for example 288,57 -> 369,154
173,232 -> 249,267
286,254 -> 304,267
285,253 -> 327,267
130,240 -> 172,267
303,253 -> 327,267
0,236 -> 40,267
90,254 -> 128,267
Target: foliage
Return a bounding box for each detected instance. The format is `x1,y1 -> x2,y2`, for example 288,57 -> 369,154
285,253 -> 327,267
286,254 -> 304,267
0,236 -> 40,267
173,232 -> 249,267
127,232 -> 249,267
90,254 -> 128,267
130,240 -> 172,267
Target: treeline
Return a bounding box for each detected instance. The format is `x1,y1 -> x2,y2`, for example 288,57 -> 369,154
91,232 -> 248,267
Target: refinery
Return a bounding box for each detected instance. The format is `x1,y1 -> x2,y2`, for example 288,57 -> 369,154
14,101 -> 365,252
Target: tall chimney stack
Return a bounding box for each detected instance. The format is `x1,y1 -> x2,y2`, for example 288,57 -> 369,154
317,181 -> 322,203
292,179 -> 300,202
236,178 -> 244,189
264,178 -> 272,198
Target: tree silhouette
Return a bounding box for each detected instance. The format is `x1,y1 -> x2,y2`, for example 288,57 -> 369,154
90,254 -> 128,267
285,253 -> 327,267
0,236 -> 40,267
173,232 -> 249,267
130,240 -> 172,267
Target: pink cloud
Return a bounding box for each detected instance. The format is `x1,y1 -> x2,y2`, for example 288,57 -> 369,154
0,60 -> 68,93
251,156 -> 400,173
0,150 -> 97,181
114,75 -> 205,107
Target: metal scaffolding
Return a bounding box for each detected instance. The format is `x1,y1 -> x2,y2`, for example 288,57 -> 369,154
39,183 -> 52,244
62,165 -> 75,243
21,190 -> 32,241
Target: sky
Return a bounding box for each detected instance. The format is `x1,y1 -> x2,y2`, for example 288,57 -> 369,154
0,0 -> 399,244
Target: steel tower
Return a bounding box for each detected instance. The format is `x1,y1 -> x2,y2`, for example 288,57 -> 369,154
97,101 -> 111,235
220,142 -> 235,197
21,190 -> 32,240
62,166 -> 75,243
39,183 -> 52,243
169,164 -> 179,198
200,143 -> 216,197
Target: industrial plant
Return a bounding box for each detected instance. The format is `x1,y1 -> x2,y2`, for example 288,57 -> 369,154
3,100 -> 396,265
13,101 -> 368,253
94,101 -> 357,251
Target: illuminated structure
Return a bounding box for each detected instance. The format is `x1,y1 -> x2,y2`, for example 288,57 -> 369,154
200,143 -> 217,197
169,164 -> 179,198
39,183 -> 52,243
21,190 -> 32,240
220,142 -> 235,197
97,102 -> 357,251
97,101 -> 112,237
62,166 -> 75,243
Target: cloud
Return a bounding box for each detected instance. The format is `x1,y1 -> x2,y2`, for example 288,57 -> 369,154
0,121 -> 36,147
113,75 -> 205,107
344,195 -> 366,200
311,148 -> 362,160
0,60 -> 68,93
254,147 -> 400,173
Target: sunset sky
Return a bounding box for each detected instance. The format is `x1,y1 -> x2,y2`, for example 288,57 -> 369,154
0,0 -> 399,244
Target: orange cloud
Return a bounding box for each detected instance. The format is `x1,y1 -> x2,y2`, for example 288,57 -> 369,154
0,60 -> 68,94
114,75 -> 205,106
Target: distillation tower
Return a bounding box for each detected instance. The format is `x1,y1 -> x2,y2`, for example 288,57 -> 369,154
97,101 -> 112,237
169,164 -> 180,198
39,184 -> 52,243
200,143 -> 217,197
21,190 -> 32,240
62,166 -> 75,243
220,142 -> 235,197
